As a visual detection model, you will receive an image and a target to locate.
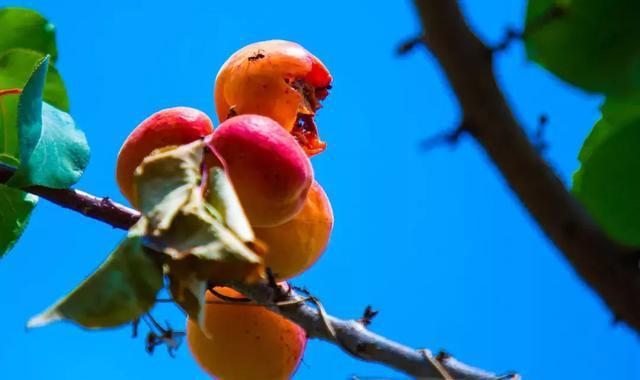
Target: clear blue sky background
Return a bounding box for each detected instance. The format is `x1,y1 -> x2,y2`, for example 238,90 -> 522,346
1,1 -> 639,379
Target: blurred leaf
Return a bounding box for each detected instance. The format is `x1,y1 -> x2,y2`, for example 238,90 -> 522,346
0,7 -> 57,60
134,140 -> 263,325
525,0 -> 640,95
0,184 -> 37,257
27,236 -> 163,329
7,56 -> 88,189
0,49 -> 68,163
573,96 -> 640,246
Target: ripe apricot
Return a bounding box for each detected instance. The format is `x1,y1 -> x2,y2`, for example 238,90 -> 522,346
255,181 -> 333,280
187,287 -> 306,380
116,107 -> 213,205
214,40 -> 332,156
206,114 -> 313,227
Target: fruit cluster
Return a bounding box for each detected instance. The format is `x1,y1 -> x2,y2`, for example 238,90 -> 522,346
115,40 -> 334,379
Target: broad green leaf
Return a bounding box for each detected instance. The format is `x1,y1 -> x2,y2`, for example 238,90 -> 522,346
27,236 -> 163,329
134,140 -> 264,325
0,49 -> 68,163
573,97 -> 640,246
0,184 -> 37,257
0,7 -> 57,60
7,56 -> 88,189
525,0 -> 640,95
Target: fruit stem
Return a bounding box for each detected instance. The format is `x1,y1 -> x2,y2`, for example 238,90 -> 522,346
0,88 -> 22,97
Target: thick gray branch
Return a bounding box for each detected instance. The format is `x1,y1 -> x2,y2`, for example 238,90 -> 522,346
413,0 -> 640,330
236,282 -> 517,379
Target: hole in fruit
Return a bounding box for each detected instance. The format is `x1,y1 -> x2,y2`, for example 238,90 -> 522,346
292,114 -> 326,156
289,79 -> 327,113
285,78 -> 331,156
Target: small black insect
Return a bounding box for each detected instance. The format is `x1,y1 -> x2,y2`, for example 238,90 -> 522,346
248,51 -> 266,62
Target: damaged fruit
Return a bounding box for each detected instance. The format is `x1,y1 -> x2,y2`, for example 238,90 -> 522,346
214,40 -> 332,155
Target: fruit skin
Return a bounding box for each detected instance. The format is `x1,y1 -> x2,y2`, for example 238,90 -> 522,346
214,40 -> 331,155
255,181 -> 333,280
116,107 -> 213,205
187,287 -> 306,380
207,114 -> 313,227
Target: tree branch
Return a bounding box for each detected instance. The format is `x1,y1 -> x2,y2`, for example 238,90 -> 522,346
0,167 -> 515,378
0,162 -> 140,230
412,0 -> 640,331
235,282 -> 517,380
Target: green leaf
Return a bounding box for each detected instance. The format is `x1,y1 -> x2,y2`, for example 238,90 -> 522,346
7,56 -> 88,189
27,236 -> 163,329
0,184 -> 37,257
133,140 -> 264,325
573,96 -> 640,246
0,7 -> 57,60
525,0 -> 640,95
0,49 -> 69,163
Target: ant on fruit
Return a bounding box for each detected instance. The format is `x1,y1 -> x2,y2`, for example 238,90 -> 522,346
248,50 -> 266,62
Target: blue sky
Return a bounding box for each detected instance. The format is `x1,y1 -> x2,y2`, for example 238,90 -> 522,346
1,0 -> 639,379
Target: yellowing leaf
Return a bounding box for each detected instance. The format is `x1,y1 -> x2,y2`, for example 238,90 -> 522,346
132,140 -> 264,325
134,142 -> 203,234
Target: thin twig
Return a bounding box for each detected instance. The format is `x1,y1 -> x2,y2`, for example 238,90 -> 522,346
0,88 -> 22,97
490,4 -> 567,53
209,287 -> 252,303
155,297 -> 313,308
396,34 -> 424,55
420,125 -> 466,151
358,305 -> 379,327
